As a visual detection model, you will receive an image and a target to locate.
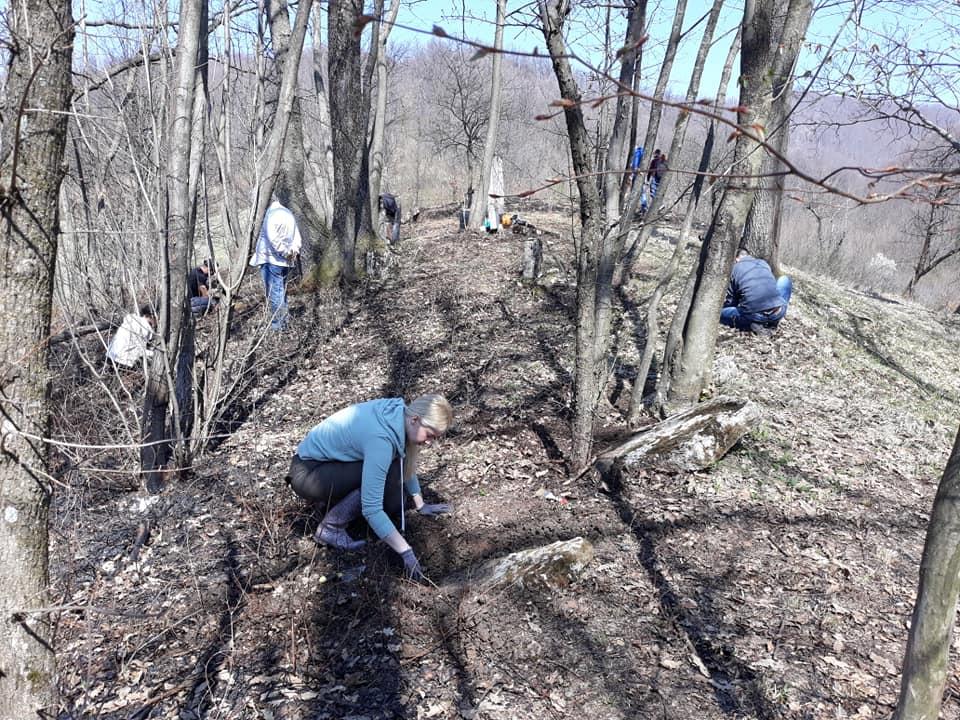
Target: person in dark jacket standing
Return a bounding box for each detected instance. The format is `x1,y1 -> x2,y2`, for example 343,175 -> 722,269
721,249 -> 793,335
379,193 -> 401,245
647,149 -> 667,198
286,394 -> 453,582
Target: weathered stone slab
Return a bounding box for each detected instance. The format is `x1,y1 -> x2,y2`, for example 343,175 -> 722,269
464,537 -> 594,592
595,396 -> 761,474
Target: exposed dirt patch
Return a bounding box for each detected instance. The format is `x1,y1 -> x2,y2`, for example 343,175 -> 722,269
52,212 -> 960,719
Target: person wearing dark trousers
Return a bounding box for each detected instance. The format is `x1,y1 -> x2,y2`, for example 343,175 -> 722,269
647,149 -> 667,199
720,249 -> 793,336
286,394 -> 453,582
379,192 -> 401,245
188,260 -> 218,315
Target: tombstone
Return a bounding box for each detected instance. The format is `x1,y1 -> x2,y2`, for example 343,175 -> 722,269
521,238 -> 542,282
486,155 -> 505,230
365,249 -> 390,281
448,537 -> 595,593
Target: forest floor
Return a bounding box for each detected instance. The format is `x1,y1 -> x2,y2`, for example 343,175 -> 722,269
50,209 -> 960,720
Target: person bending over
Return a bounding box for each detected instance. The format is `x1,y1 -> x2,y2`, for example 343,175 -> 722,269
286,394 -> 453,582
721,249 -> 793,336
188,260 -> 218,316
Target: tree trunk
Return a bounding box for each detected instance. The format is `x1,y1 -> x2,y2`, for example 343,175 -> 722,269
266,0 -> 330,282
602,1 -> 646,225
140,0 -> 205,492
0,0 -> 73,712
539,0 -> 605,471
368,0 -> 402,225
245,0 -> 314,266
594,0 -> 676,400
329,0 -> 377,283
636,0 -> 687,186
741,1 -> 808,273
664,0 -> 811,412
895,424 -> 960,720
620,9 -> 648,210
629,116 -> 716,424
468,0 -> 507,229
617,0 -> 726,281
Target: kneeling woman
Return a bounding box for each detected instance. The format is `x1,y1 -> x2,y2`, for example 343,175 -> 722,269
287,394 -> 453,581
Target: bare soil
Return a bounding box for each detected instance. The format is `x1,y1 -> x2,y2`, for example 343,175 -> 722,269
52,211 -> 960,720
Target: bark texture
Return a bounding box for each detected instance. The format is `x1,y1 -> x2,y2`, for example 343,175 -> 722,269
663,0 -> 811,412
895,425 -> 960,720
329,0 -> 376,284
468,0 -> 507,229
266,0 -> 331,281
0,0 -> 73,712
140,0 -> 205,491
367,0 -> 402,226
539,0 -> 605,471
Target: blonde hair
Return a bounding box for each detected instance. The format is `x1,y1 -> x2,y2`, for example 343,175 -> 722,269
403,394 -> 453,482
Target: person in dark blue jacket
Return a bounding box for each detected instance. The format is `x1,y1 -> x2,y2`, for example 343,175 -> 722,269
721,250 -> 793,335
286,394 -> 453,582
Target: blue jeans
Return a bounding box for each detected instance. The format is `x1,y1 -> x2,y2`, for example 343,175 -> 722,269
721,276 -> 793,330
260,263 -> 290,330
190,296 -> 218,316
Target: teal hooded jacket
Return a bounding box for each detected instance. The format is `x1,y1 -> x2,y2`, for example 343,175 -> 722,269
296,398 -> 421,538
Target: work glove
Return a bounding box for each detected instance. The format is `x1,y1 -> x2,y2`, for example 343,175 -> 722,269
400,548 -> 427,584
418,502 -> 452,517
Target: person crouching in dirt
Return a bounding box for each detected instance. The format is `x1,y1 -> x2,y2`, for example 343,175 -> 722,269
720,249 -> 793,336
286,394 -> 453,582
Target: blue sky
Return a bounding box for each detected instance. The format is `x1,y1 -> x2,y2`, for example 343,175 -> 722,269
383,0 -> 950,102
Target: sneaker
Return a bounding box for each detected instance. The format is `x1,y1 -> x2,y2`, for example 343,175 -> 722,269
749,322 -> 775,337
315,525 -> 367,551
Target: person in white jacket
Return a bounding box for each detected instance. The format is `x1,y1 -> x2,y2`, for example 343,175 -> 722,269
250,190 -> 302,330
106,311 -> 155,367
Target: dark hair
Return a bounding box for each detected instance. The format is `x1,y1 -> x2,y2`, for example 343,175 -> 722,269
274,187 -> 291,207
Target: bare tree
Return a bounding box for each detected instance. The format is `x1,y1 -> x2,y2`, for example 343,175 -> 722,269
895,424 -> 960,720
140,0 -> 205,491
368,0 -> 402,225
740,1 -> 830,272
632,0 -> 687,211
904,186 -> 960,298
660,0 -> 812,413
468,0 -> 507,229
627,0 -> 732,425
265,0 -> 332,282
601,0 -> 646,225
0,0 -> 74,712
539,0 -> 606,470
428,41 -> 491,203
329,0 -> 377,283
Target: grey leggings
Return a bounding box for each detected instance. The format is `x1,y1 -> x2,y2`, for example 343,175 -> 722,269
285,454 -> 403,518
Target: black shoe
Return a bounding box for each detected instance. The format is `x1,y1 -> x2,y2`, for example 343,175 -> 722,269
749,322 -> 775,337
